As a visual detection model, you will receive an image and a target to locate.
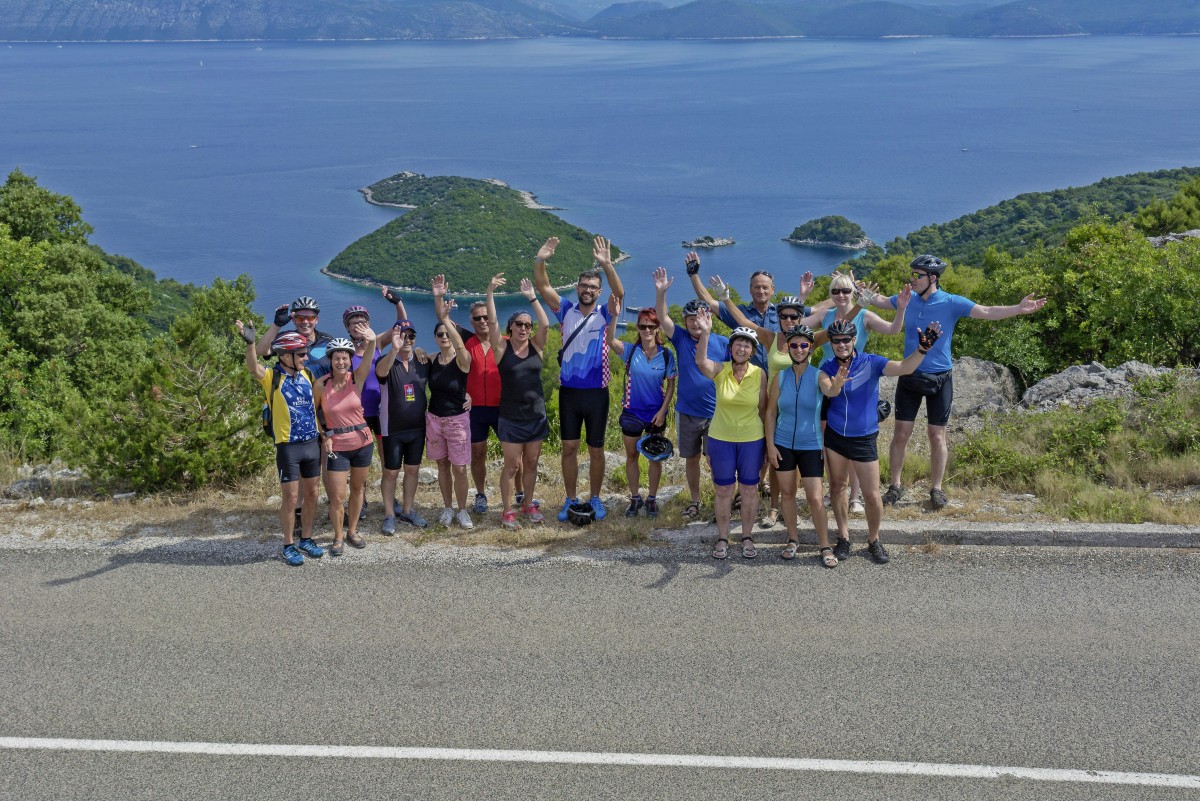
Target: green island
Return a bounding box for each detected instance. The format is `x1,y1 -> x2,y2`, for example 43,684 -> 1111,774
324,172 -> 623,295
785,215 -> 873,249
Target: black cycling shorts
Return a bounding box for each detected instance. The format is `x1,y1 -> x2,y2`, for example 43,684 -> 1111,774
775,446 -> 825,478
559,387 -> 610,448
894,370 -> 954,426
276,438 -> 322,483
382,429 -> 425,470
326,442 -> 374,472
823,428 -> 879,463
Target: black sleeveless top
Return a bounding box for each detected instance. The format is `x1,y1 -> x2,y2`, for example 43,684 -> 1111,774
497,344 -> 545,421
428,355 -> 469,418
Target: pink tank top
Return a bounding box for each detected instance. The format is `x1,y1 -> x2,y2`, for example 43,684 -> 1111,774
323,377 -> 374,452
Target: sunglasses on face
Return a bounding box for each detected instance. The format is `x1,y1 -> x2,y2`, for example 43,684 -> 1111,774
435,331 -> 449,339
472,315 -> 489,322
637,324 -> 658,331
293,314 -> 318,323
750,270 -> 773,280
287,350 -> 309,358
788,341 -> 812,350
830,337 -> 853,345
400,332 -> 416,340
511,321 -> 533,329
779,312 -> 800,320
830,288 -> 853,296
911,271 -> 931,280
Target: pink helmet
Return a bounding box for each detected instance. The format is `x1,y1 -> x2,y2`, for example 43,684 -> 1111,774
271,332 -> 309,354
342,305 -> 370,327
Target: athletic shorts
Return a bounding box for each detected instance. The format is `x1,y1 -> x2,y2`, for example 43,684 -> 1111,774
382,429 -> 426,470
559,386 -> 609,448
894,370 -> 954,426
276,438 -> 322,484
677,412 -> 711,459
426,410 -> 471,466
707,437 -> 765,487
774,446 -> 825,478
326,442 -> 374,473
498,415 -> 549,445
824,428 -> 879,463
469,405 -> 501,444
619,409 -> 665,439
365,414 -> 382,437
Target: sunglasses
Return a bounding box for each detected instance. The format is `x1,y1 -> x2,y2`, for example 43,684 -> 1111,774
830,337 -> 853,345
750,270 -> 773,280
911,271 -> 931,280
637,324 -> 658,331
788,341 -> 811,350
400,332 -> 416,340
435,331 -> 450,339
472,315 -> 489,322
779,312 -> 800,320
830,288 -> 853,296
511,321 -> 533,329
287,350 -> 309,358
293,314 -> 318,322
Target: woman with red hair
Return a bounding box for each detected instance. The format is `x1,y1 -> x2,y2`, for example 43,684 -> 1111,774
606,298 -> 677,518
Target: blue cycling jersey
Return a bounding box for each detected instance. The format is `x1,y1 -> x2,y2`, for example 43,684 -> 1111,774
821,352 -> 890,438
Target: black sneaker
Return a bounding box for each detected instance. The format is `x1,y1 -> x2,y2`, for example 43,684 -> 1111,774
867,539 -> 891,564
625,496 -> 643,517
930,488 -> 949,510
644,497 -> 658,518
833,537 -> 851,562
882,485 -> 905,506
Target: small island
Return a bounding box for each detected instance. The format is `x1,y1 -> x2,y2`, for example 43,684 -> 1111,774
682,235 -> 735,248
324,172 -> 623,295
784,215 -> 874,250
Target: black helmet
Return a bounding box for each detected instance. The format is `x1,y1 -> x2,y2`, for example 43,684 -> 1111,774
290,296 -> 320,315
786,325 -> 815,342
566,500 -> 595,527
910,254 -> 947,276
877,399 -> 892,422
776,295 -> 804,315
636,433 -> 674,462
682,299 -> 709,318
827,319 -> 857,339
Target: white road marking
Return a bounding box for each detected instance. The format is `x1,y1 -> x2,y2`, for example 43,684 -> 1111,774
2,737 -> 1198,789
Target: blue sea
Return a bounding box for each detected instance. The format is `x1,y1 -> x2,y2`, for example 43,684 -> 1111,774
2,37 -> 1198,339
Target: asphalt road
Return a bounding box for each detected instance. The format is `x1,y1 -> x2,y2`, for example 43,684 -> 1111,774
2,544 -> 1198,800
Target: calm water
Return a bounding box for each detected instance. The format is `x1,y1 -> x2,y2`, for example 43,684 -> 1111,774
2,37 -> 1198,339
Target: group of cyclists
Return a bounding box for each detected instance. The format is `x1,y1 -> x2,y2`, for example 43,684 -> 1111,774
238,236 -> 1046,568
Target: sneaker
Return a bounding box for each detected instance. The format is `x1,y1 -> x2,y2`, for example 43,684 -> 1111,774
557,497 -> 577,522
850,497 -> 865,515
502,510 -> 521,530
833,537 -> 851,562
381,516 -> 396,535
296,538 -> 324,559
472,493 -> 488,515
867,539 -> 891,564
438,507 -> 455,527
590,495 -> 607,521
645,497 -> 658,518
282,544 -> 305,567
359,502 -> 367,521
398,509 -> 428,528
516,491 -> 525,507
930,488 -> 949,510
625,496 -> 643,518
457,509 -> 474,529
882,485 -> 905,506
822,494 -> 831,509
523,503 -> 545,524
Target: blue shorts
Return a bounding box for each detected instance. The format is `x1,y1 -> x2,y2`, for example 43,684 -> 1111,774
469,405 -> 501,444
707,437 -> 765,487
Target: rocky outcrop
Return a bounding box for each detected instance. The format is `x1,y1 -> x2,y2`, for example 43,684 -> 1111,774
878,356 -> 1020,420
1020,361 -> 1187,411
1147,229 -> 1200,248
682,236 -> 734,248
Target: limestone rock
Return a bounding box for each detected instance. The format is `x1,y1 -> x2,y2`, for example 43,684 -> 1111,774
878,356 -> 1019,418
1020,361 -> 1178,410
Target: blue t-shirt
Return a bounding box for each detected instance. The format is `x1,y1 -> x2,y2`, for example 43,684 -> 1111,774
555,299 -> 612,390
819,308 -> 868,367
718,302 -> 778,370
773,366 -> 823,451
888,290 -> 975,373
621,345 -> 677,423
670,325 -> 730,419
821,352 -> 890,438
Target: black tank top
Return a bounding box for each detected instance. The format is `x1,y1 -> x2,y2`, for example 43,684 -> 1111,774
497,344 -> 545,421
427,355 -> 469,418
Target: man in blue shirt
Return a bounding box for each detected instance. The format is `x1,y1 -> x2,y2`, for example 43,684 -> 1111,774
533,235 -> 625,522
865,254 -> 1047,510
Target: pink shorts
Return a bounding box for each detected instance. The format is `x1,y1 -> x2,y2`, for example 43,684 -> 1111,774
425,410 -> 471,466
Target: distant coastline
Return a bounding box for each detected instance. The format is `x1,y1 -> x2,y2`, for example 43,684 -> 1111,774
360,183 -> 560,211
321,256 -> 629,298
783,236 -> 875,250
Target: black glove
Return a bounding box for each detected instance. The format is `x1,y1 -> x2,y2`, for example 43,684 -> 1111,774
240,323 -> 257,345
918,325 -> 941,353
877,399 -> 892,422
384,288 -> 402,305
685,255 -> 700,276
273,305 -> 290,327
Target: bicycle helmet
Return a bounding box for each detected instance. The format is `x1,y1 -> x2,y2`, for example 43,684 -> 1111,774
636,433 -> 675,462
776,295 -> 804,315
826,319 -> 857,339
682,299 -> 709,318
786,324 -> 815,342
566,500 -> 595,527
326,337 -> 355,356
271,332 -> 310,354
910,254 -> 947,276
290,296 -> 320,315
342,305 -> 370,327
730,326 -> 758,346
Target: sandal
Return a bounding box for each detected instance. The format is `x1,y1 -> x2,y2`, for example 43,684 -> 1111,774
711,538 -> 729,560
330,542 -> 345,557
780,539 -> 798,560
820,546 -> 838,569
682,501 -> 701,519
741,537 -> 757,559
346,532 -> 366,549
759,507 -> 779,529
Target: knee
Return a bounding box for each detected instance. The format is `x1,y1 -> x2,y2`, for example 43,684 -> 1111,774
928,427 -> 948,447
561,441 -> 580,458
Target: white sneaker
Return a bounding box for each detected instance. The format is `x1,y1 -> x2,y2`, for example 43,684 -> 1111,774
850,497 -> 865,515
438,507 -> 455,526
457,509 -> 474,529
822,494 -> 831,509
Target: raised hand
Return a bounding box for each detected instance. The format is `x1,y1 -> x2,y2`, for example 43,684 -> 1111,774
519,277 -> 536,301
236,320 -> 256,344
488,272 -> 507,294
607,292 -> 621,317
354,323 -> 377,343
441,298 -> 458,318
273,305 -> 290,327
854,280 -> 881,306
800,271 -> 815,298
831,363 -> 850,387
592,235 -> 612,267
431,274 -> 447,299
895,284 -> 912,309
536,237 -> 559,263
1019,293 -> 1048,314
390,327 -> 405,348
917,321 -> 943,352
684,251 -> 701,276
653,266 -> 673,293
381,286 -> 402,305
695,305 -> 713,333
708,275 -> 730,302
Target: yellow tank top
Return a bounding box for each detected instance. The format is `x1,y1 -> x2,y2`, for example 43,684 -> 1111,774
766,337 -> 792,379
708,362 -> 765,443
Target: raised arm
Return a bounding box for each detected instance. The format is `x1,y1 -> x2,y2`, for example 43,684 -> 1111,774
593,235 -> 624,302
710,275 -> 772,347
605,292 -> 625,357
375,327 -> 402,379
254,304 -> 291,357
437,299 -> 472,373
521,278 -> 550,352
798,271 -> 815,305
431,274 -> 449,325
969,293 -> 1048,320
381,285 -> 409,322
486,273 -> 507,359
883,322 -> 941,377
351,325 -> 378,386
692,307 -> 722,380
653,265 -> 677,340
532,237 -> 562,312
819,363 -> 850,398
236,320 -> 267,381
866,284 -> 910,335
